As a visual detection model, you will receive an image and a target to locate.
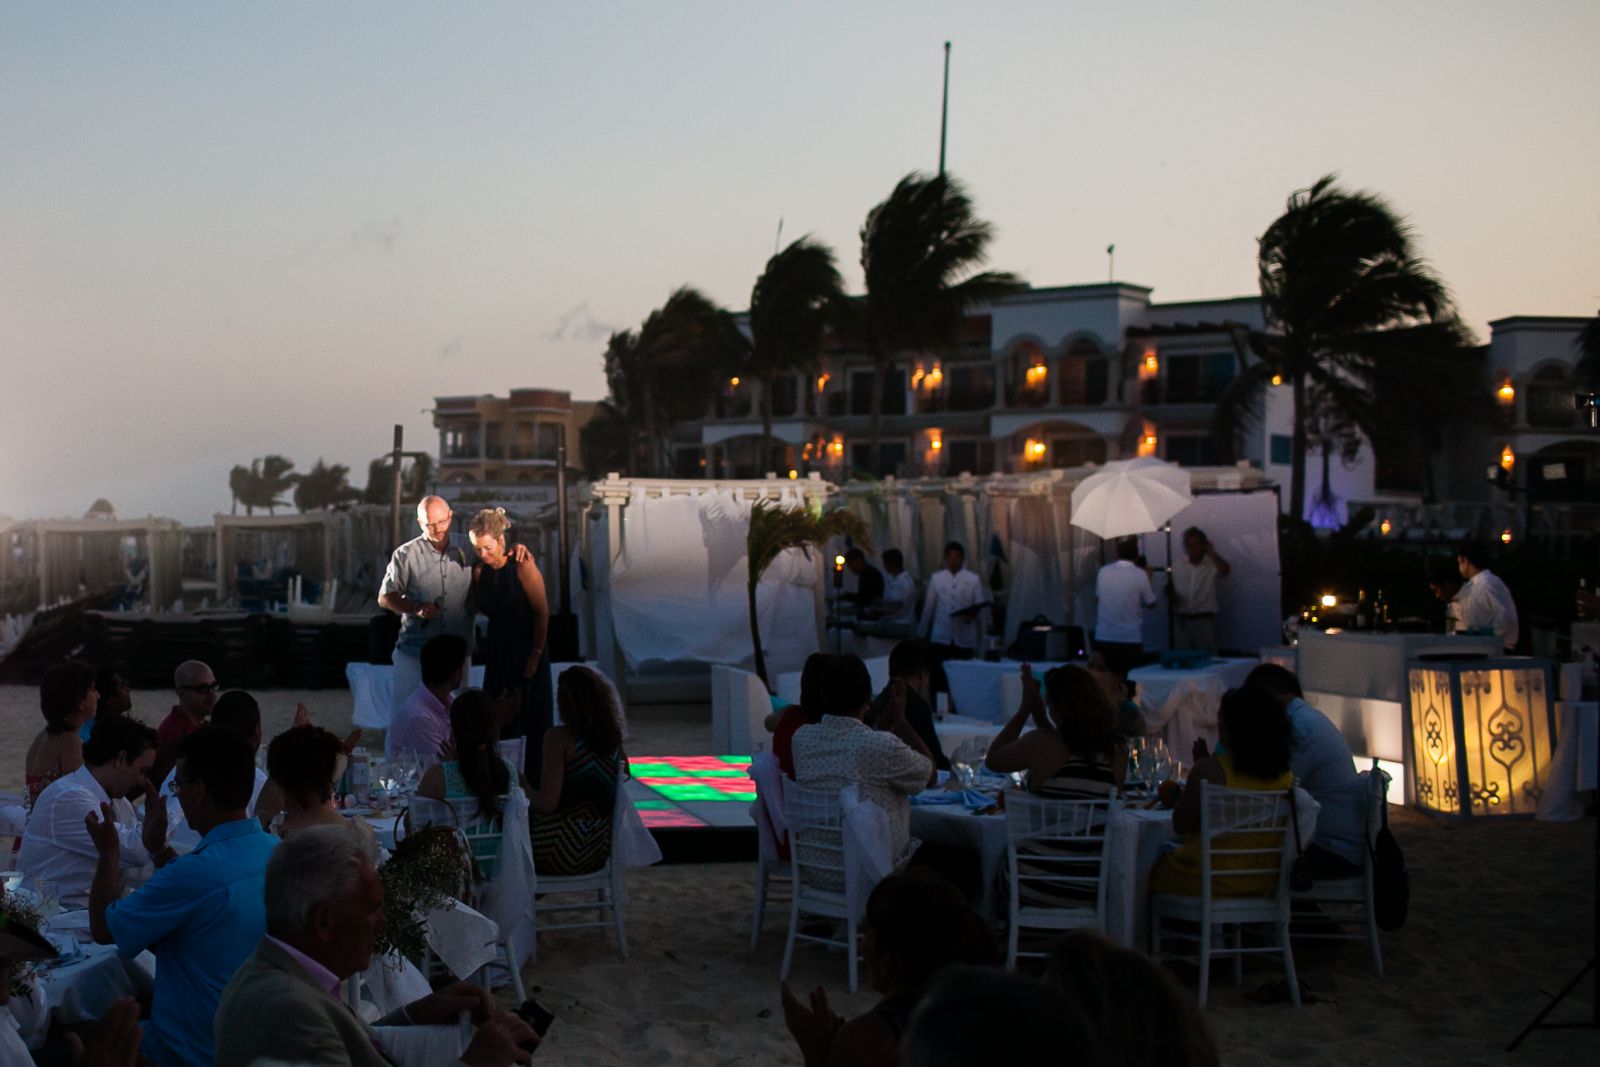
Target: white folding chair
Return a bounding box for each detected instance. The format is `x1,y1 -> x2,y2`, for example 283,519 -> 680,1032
779,780 -> 862,992
1150,783 -> 1300,1008
748,767 -> 793,948
1003,793 -> 1118,968
406,794 -> 527,1000
1291,767 -> 1390,976
530,787 -> 630,961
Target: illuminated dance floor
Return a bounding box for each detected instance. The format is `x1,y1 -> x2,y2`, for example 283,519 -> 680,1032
624,755 -> 756,830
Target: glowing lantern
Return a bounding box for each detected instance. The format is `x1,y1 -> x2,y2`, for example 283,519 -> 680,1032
788,469 -> 799,480
834,554 -> 846,570
816,372 -> 830,392
1497,379 -> 1515,404
926,363 -> 944,388
1139,350 -> 1159,380
1406,658 -> 1556,817
828,437 -> 844,458
1024,438 -> 1047,463
1270,373 -> 1284,386
1025,362 -> 1048,387
729,376 -> 741,387
928,429 -> 943,452
1136,423 -> 1158,457
1379,518 -> 1392,536
1500,528 -> 1513,545
1500,445 -> 1515,472
1319,593 -> 1338,609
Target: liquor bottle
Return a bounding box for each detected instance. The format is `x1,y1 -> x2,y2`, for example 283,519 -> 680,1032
1374,588 -> 1389,628
1355,588 -> 1370,631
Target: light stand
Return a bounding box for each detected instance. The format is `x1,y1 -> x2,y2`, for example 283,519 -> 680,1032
1506,393 -> 1598,1049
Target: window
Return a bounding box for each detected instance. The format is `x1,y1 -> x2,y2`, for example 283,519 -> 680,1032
851,441 -> 908,477
944,363 -> 995,411
1270,434 -> 1292,466
674,448 -> 706,478
770,375 -> 799,418
1047,436 -> 1107,469
850,369 -> 907,416
1164,433 -> 1221,467
944,439 -> 995,475
1527,366 -> 1577,429
1160,352 -> 1235,403
535,423 -> 564,461
483,422 -> 501,459
441,426 -> 478,460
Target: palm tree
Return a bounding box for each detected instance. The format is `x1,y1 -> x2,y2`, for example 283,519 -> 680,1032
601,287 -> 747,476
1213,175 -> 1473,519
229,465 -> 254,515
293,459 -> 360,511
746,237 -> 845,471
745,500 -> 868,687
855,172 -> 1022,474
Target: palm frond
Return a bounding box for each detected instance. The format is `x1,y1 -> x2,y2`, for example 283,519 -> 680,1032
747,500 -> 870,586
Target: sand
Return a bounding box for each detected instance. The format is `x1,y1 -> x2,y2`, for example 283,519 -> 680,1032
3,685 -> 1595,1064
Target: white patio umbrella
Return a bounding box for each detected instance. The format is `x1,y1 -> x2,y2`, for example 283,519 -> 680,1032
1068,457 -> 1193,540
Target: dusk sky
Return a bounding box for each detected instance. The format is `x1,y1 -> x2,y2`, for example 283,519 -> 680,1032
3,2 -> 1596,524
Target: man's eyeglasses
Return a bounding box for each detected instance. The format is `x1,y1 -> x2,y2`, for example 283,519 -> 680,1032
179,682 -> 220,694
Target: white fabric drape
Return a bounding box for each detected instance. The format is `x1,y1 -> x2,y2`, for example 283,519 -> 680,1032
839,784 -> 895,921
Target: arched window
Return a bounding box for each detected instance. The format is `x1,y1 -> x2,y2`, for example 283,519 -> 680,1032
1526,366 -> 1577,429
1007,341 -> 1050,407
1060,338 -> 1108,406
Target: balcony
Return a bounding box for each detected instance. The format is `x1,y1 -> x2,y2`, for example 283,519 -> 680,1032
506,445 -> 559,464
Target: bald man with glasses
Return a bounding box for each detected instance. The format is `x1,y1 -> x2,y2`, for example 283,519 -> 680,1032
378,496 -> 528,716
152,659 -> 219,786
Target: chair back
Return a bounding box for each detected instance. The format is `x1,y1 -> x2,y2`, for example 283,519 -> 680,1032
1004,792 -> 1117,914
411,793 -> 509,882
1363,765 -> 1392,844
1197,782 -> 1294,906
781,779 -> 846,893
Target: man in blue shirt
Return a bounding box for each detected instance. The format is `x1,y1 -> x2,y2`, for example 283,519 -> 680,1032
87,725 -> 279,1067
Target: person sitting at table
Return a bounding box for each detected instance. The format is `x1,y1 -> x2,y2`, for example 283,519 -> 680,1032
86,666 -> 134,741
1,907 -> 144,1067
867,640 -> 948,771
24,659 -> 98,806
1244,663 -> 1366,879
20,716 -> 164,910
165,690 -> 277,832
781,874 -> 996,1067
266,724 -> 361,841
88,725 -> 280,1067
390,632 -> 469,761
213,825 -> 538,1067
984,664 -> 1121,801
793,656 -> 936,885
416,688 -> 528,878
1148,686 -> 1293,897
840,547 -> 886,612
878,549 -> 918,629
151,660 -> 221,787
766,652 -> 835,779
1046,930 -> 1219,1067
520,667 -> 626,877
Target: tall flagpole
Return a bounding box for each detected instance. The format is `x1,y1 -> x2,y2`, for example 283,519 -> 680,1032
938,41 -> 951,177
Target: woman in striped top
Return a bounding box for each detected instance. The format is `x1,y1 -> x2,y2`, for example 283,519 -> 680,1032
986,665 -> 1121,908
984,664 -> 1121,797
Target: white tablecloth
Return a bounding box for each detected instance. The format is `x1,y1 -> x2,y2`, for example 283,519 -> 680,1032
1129,658 -> 1258,758
32,943 -> 155,1025
372,1023 -> 469,1067
943,660 -> 1071,723
909,799 -> 1008,913
1537,701 -> 1599,821
1102,806 -> 1180,949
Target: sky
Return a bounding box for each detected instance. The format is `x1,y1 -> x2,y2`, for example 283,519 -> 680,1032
3,2 -> 1597,524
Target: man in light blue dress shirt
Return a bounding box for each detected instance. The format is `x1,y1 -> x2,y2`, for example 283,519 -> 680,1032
87,725 -> 279,1067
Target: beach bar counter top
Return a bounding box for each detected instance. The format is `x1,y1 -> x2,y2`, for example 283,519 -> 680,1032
1296,629 -> 1504,787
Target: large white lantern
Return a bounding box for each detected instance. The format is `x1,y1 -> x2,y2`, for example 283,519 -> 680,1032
1406,658 -> 1557,817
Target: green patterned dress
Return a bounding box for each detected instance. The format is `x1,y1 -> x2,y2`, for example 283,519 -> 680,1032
530,739 -> 621,876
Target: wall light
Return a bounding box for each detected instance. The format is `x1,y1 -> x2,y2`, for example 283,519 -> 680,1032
828,437 -> 844,457
816,372 -> 830,393
1497,379 -> 1515,404
1136,423 -> 1158,457
1024,438 -> 1047,462
1500,445 -> 1515,472
1408,659 -> 1555,817
928,428 -> 943,452
1139,349 -> 1159,380
1320,593 -> 1338,609
1500,528 -> 1513,544
729,376 -> 740,388
1270,373 -> 1284,386
1025,362 -> 1048,387
1379,518 -> 1392,536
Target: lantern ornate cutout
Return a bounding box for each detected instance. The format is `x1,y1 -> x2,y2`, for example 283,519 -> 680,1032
1406,658 -> 1556,817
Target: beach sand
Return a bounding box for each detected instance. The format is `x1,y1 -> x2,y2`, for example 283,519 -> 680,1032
2,685 -> 1594,1064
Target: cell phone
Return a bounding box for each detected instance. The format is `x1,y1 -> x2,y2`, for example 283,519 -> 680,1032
516,998 -> 555,1039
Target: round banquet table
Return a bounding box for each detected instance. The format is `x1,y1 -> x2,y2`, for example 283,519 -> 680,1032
1128,657 -> 1258,758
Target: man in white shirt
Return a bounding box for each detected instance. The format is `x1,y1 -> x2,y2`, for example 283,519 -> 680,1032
879,548 -> 918,629
20,716 -> 168,909
1455,543 -> 1519,652
1170,526 -> 1231,651
1094,538 -> 1157,679
792,656 -> 935,884
918,542 -> 989,707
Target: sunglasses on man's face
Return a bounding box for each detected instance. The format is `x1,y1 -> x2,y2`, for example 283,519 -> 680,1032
179,682 -> 220,694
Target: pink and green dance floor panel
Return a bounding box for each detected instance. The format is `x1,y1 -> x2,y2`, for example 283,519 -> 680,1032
625,755 -> 755,829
